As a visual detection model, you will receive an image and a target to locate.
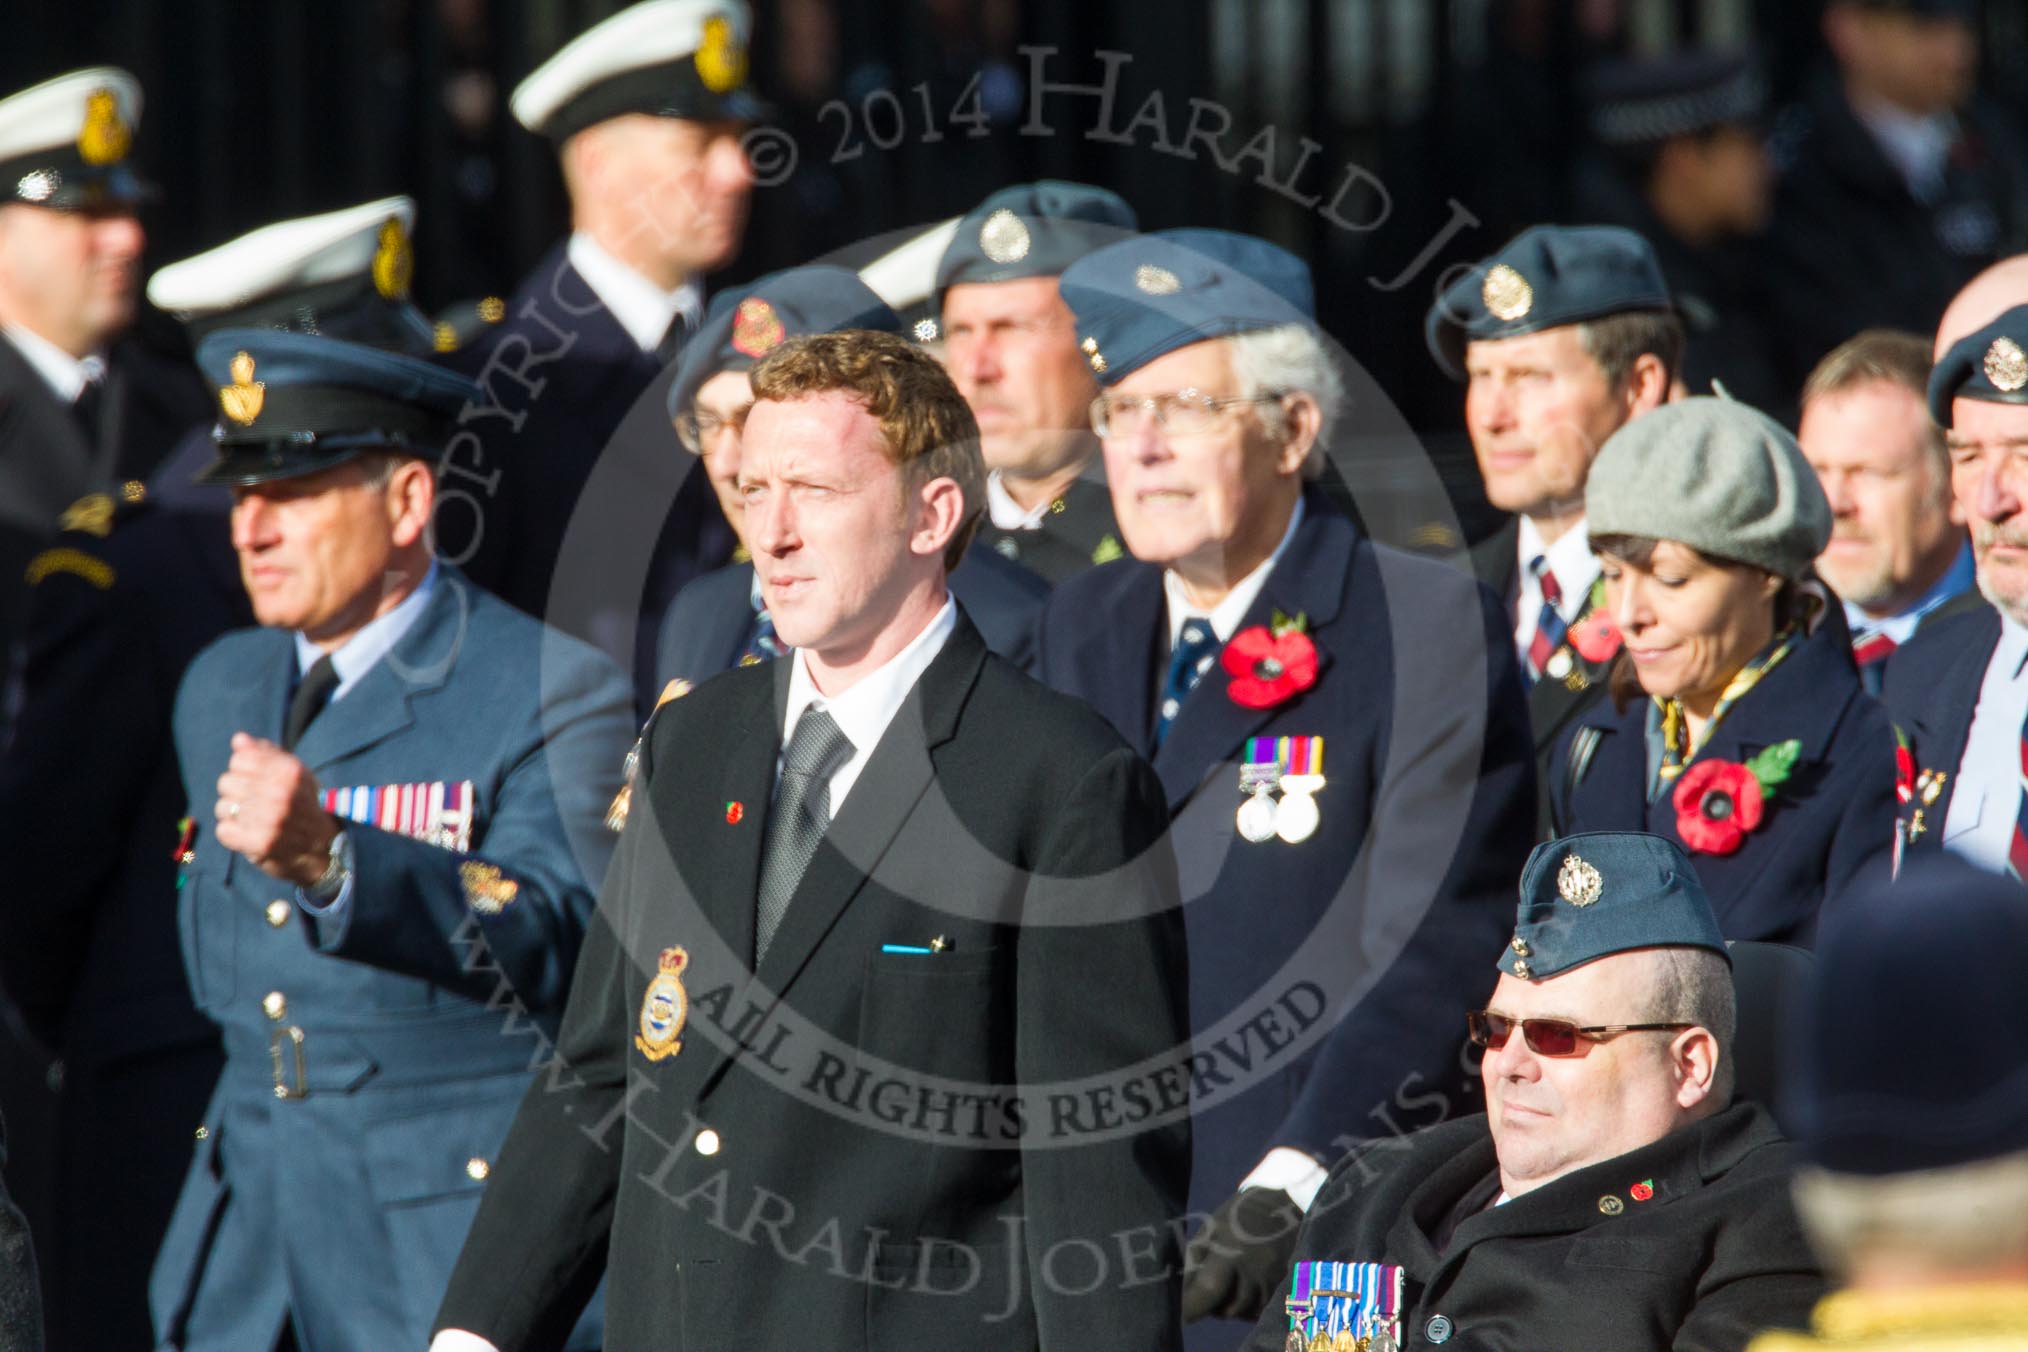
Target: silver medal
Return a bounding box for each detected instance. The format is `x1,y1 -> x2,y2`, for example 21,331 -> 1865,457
1237,789 -> 1280,843
1276,789 -> 1320,844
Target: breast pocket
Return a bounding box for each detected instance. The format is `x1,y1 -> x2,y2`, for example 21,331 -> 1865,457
177,863 -> 235,1007
859,949 -> 1010,1084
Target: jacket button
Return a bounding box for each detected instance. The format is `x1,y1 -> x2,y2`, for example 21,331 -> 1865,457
1425,1313 -> 1454,1344
465,1157 -> 490,1181
262,991 -> 287,1021
266,900 -> 291,928
194,1125 -> 208,1141
695,1128 -> 721,1157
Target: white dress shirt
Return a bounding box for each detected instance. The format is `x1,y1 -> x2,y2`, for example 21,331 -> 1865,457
2,324 -> 102,403
1942,613 -> 2028,874
1512,514 -> 1601,662
566,231 -> 702,354
1162,498 -> 1305,650
1853,98 -> 1956,204
985,469 -> 1051,531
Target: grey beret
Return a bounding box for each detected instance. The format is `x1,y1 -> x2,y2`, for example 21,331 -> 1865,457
1585,397 -> 1831,578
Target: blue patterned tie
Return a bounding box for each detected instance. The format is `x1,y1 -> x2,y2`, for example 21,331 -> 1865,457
1156,618 -> 1219,745
738,597 -> 785,668
1525,555 -> 1569,683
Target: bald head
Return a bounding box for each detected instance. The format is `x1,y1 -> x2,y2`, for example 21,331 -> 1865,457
1936,255 -> 2028,358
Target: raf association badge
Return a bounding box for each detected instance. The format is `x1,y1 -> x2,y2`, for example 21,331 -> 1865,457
1985,336 -> 2028,393
1558,853 -> 1604,907
979,208 -> 1032,265
219,350 -> 265,426
1481,263 -> 1534,322
635,946 -> 692,1062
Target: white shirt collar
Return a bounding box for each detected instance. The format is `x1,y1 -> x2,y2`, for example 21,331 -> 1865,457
1163,496 -> 1305,647
1852,98 -> 1956,203
2,325 -> 102,404
780,595 -> 957,810
292,562 -> 440,701
1517,515 -> 1600,605
985,470 -> 1051,532
566,232 -> 702,354
2000,610 -> 2028,682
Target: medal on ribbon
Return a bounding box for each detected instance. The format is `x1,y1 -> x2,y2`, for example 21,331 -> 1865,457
1236,736 -> 1327,845
319,779 -> 475,851
1285,1260 -> 1404,1352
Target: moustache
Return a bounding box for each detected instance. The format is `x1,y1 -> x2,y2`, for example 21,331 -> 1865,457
1974,524 -> 2028,552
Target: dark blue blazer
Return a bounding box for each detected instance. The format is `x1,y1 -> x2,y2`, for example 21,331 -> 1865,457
151,568 -> 629,1351
1036,495 -> 1537,1218
656,545 -> 1049,687
1881,604 -> 2003,851
437,248 -> 736,709
1550,620 -> 1898,945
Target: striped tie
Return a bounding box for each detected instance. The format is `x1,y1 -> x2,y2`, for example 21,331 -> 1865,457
1525,556 -> 1568,682
739,600 -> 784,668
2011,728 -> 2028,882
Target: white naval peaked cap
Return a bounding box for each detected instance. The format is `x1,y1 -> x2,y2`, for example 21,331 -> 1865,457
510,0 -> 755,139
858,217 -> 962,312
0,67 -> 141,163
148,197 -> 418,314
0,67 -> 148,208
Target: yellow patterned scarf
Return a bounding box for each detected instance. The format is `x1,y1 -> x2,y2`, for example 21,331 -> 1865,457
1654,628 -> 1801,786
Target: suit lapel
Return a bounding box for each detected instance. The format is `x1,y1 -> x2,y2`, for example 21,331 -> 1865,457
1064,563 -> 1164,758
1469,516 -> 1519,618
293,572 -> 469,771
1152,498 -> 1352,810
1908,608 -> 2000,833
1384,1131 -> 1501,1282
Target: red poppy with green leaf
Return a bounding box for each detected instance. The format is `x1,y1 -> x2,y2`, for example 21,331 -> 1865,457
1224,609 -> 1319,709
1672,739 -> 1801,856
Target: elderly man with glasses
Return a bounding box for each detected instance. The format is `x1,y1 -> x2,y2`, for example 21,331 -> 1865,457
1241,831 -> 1825,1352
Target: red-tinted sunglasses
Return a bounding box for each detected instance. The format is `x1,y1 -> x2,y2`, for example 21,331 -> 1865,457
1467,1010 -> 1694,1058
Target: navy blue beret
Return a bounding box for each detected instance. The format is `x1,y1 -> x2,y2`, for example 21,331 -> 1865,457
1786,854 -> 2028,1176
1057,228 -> 1314,387
193,328 -> 478,485
666,265 -> 902,423
1498,832 -> 1728,981
1425,224 -> 1673,380
1928,302 -> 2028,426
934,180 -> 1138,297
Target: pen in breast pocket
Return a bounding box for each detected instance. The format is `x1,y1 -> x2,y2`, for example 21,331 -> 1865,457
881,936 -> 953,955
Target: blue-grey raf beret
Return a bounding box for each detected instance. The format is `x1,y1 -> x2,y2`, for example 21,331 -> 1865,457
667,264 -> 901,422
1498,832 -> 1729,981
1928,302 -> 2028,427
1425,224 -> 1672,380
935,180 -> 1138,297
1057,228 -> 1315,387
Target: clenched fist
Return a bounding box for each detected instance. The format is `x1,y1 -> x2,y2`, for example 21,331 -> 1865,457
214,732 -> 337,887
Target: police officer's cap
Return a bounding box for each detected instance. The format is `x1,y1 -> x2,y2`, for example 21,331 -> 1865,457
193,330 -> 478,486
1787,855 -> 2028,1176
1835,0 -> 1977,19
1497,832 -> 1729,982
0,68 -> 150,210
1585,49 -> 1765,149
666,265 -> 902,424
935,181 -> 1139,298
1928,302 -> 2028,426
1058,228 -> 1314,387
512,0 -> 760,142
148,197 -> 435,352
1425,224 -> 1672,380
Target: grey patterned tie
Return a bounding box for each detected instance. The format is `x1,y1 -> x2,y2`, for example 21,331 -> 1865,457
754,707 -> 852,965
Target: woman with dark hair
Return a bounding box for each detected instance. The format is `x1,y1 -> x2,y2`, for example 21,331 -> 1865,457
1549,398 -> 1897,945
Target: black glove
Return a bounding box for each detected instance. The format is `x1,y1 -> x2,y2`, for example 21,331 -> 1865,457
1181,1186 -> 1304,1324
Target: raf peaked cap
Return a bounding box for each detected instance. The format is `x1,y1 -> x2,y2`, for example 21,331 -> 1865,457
667,265 -> 902,422
1929,302 -> 2028,426
935,181 -> 1139,297
1788,854 -> 2028,1176
0,67 -> 150,209
1057,228 -> 1314,387
1425,224 -> 1672,380
511,0 -> 760,141
193,329 -> 478,486
1498,832 -> 1729,982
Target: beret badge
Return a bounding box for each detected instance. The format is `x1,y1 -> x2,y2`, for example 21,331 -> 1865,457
1134,263 -> 1181,296
1481,263 -> 1534,322
218,351 -> 265,427
979,208 -> 1032,265
1557,853 -> 1603,907
731,297 -> 785,357
1984,336 -> 2028,394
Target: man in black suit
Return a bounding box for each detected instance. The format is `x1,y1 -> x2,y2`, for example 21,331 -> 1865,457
442,0 -> 757,680
434,330 -> 1190,1351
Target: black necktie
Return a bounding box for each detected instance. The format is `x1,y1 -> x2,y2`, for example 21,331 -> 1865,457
71,376 -> 105,447
655,309 -> 695,366
283,655 -> 340,751
754,707 -> 852,964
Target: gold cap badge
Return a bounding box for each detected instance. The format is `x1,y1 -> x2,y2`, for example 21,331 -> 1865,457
1558,853 -> 1604,907
59,494 -> 114,539
731,296 -> 785,357
77,88 -> 130,167
433,322 -> 459,353
635,946 -> 691,1062
1482,263 -> 1534,322
695,15 -> 748,95
459,861 -> 520,915
219,351 -> 265,426
477,295 -> 506,323
372,219 -> 413,301
1135,264 -> 1181,296
1985,336 -> 2028,394
980,208 -> 1032,265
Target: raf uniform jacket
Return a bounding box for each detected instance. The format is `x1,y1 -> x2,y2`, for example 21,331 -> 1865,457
1036,494 -> 1536,1314
0,439 -> 244,1350
657,547 -> 1049,687
150,568 -> 632,1351
1243,1104 -> 1825,1352
976,475 -> 1124,586
1549,620 -> 1898,947
434,613 -> 1192,1352
439,247 -> 736,705
1879,605 -> 2002,856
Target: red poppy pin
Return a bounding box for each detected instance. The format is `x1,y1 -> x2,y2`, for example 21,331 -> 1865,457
1630,1179 -> 1654,1202
1568,610 -> 1623,664
725,800 -> 744,824
1223,610 -> 1319,710
1672,739 -> 1800,856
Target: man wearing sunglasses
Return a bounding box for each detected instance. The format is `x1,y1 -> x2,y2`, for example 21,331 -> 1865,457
1243,832 -> 1824,1352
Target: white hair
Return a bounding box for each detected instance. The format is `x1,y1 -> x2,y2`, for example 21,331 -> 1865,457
1226,324 -> 1346,479
1794,1152 -> 2028,1278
